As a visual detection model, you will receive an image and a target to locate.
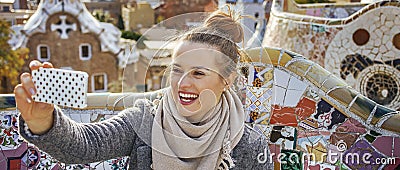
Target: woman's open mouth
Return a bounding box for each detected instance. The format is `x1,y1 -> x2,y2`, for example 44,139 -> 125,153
178,91 -> 199,105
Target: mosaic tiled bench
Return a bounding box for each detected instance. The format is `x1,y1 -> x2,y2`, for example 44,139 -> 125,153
242,47 -> 399,170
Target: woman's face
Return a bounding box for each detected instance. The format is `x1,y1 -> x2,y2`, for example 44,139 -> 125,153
170,42 -> 228,118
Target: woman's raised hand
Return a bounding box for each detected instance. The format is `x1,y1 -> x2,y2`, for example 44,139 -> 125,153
14,60 -> 55,135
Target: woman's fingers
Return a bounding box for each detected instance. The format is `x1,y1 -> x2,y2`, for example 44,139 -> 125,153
20,73 -> 36,96
29,60 -> 54,70
29,60 -> 42,71
43,62 -> 54,68
14,84 -> 33,118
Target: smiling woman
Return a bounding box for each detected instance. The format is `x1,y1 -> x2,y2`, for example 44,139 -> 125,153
14,7 -> 273,170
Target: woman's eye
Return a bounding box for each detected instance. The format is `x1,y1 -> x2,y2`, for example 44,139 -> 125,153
192,71 -> 206,79
172,68 -> 183,73
193,71 -> 205,76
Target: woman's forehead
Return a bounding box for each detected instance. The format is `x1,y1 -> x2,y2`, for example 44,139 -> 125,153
174,41 -> 218,55
172,41 -> 231,69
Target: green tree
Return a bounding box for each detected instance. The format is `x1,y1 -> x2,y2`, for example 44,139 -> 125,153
93,10 -> 113,23
121,31 -> 142,41
0,19 -> 29,93
117,14 -> 125,30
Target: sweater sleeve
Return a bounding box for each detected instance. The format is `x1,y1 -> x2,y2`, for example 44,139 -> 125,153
18,99 -> 154,164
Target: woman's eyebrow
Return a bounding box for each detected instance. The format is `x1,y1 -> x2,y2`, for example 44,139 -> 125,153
191,66 -> 212,71
172,63 -> 181,67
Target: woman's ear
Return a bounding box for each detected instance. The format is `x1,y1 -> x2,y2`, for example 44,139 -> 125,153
225,72 -> 237,87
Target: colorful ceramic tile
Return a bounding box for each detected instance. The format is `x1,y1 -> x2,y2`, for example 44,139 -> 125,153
335,160 -> 350,170
394,137 -> 400,157
245,111 -> 270,124
327,144 -> 344,165
280,149 -> 303,170
295,97 -> 317,121
35,151 -> 60,170
284,89 -> 306,107
299,118 -> 319,130
383,158 -> 400,170
268,144 -> 281,163
327,87 -> 358,108
272,85 -> 286,106
297,129 -> 331,138
270,126 -> 297,150
330,132 -> 359,151
245,86 -> 272,113
320,75 -> 347,92
270,105 -> 298,127
343,139 -> 385,170
285,76 -> 308,107
270,97 -> 316,127
372,136 -> 395,157
306,161 -> 338,170
371,105 -> 396,125
349,95 -> 377,121
247,64 -> 274,88
305,87 -> 320,101
252,124 -> 272,138
286,59 -> 314,77
279,51 -> 293,67
26,145 -> 41,168
336,118 -> 367,134
364,130 -> 381,143
297,130 -> 330,153
0,114 -> 23,149
297,134 -> 329,154
312,100 -> 347,130
272,74 -> 308,108
0,142 -> 28,170
306,142 -> 328,163
105,157 -> 130,169
305,64 -> 331,88
274,69 -> 290,88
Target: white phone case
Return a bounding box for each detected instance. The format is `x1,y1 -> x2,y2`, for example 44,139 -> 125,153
31,68 -> 88,108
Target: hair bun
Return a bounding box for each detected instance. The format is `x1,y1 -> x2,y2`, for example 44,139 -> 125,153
203,10 -> 244,43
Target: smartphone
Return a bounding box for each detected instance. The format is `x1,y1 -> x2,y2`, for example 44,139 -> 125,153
31,68 -> 89,108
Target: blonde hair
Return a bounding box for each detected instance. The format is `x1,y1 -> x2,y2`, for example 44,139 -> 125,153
179,7 -> 244,66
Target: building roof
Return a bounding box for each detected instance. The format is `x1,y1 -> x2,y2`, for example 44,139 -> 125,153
0,0 -> 14,4
10,0 -> 122,61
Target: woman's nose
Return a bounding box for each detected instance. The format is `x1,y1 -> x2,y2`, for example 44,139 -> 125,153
178,74 -> 193,88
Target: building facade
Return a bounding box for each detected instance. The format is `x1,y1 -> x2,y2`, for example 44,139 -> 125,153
10,0 -> 123,92
122,1 -> 155,31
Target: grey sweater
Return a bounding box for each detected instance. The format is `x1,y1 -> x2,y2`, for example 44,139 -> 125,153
18,97 -> 273,170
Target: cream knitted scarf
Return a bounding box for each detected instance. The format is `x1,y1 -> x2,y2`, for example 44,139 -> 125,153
151,88 -> 244,170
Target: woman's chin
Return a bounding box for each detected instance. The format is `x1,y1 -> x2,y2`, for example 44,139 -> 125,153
178,104 -> 201,116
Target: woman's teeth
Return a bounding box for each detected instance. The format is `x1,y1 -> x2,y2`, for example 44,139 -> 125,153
181,98 -> 191,102
179,93 -> 198,99
179,92 -> 199,104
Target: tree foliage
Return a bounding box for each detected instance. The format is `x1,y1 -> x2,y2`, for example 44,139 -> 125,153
121,31 -> 142,41
0,19 -> 29,93
93,11 -> 113,23
117,14 -> 125,30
